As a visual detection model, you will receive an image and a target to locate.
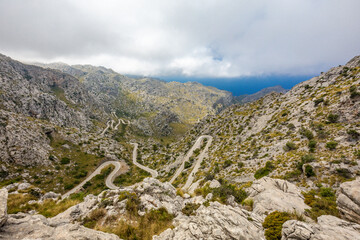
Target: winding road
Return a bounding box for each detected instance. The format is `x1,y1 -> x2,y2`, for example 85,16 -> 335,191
64,111 -> 213,198
169,135 -> 213,188
62,161 -> 123,199
131,143 -> 158,178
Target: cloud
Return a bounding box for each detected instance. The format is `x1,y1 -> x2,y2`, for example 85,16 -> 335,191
0,0 -> 359,77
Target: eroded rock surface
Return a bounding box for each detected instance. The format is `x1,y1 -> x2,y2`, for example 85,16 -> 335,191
153,201 -> 265,240
282,215 -> 360,240
247,177 -> 310,217
336,178 -> 360,224
0,188 -> 8,227
1,213 -> 121,240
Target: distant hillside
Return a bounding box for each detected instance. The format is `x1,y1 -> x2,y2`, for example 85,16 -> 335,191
235,85 -> 287,103
35,62 -> 234,136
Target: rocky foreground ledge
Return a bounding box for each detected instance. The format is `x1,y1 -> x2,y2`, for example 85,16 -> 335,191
0,177 -> 360,239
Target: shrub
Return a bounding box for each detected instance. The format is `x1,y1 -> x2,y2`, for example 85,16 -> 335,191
327,113 -> 339,123
237,162 -> 244,168
283,141 -> 297,151
254,161 -> 275,179
336,168 -> 353,179
308,140 -> 317,152
314,98 -> 324,106
354,150 -> 360,159
182,203 -> 200,216
60,157 -> 70,165
223,160 -> 233,169
300,128 -> 314,140
326,141 -> 338,150
263,211 -> 291,240
347,129 -> 360,140
304,165 -> 315,177
349,85 -> 360,98
303,188 -> 339,220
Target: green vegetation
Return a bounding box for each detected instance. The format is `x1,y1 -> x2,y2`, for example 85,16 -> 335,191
349,85 -> 360,98
303,187 -> 339,221
300,128 -> 314,140
114,164 -> 150,187
327,113 -> 339,123
254,161 -> 275,179
308,140 -> 317,152
96,207 -> 174,240
182,203 -> 200,216
347,129 -> 360,140
195,181 -> 247,205
326,141 -> 338,150
304,165 -> 315,177
283,141 -> 297,151
263,211 -> 292,240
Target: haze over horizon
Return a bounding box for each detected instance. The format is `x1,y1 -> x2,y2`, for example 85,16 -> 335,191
0,0 -> 359,81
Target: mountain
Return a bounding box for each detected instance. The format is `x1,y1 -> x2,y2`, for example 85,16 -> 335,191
34,62 -> 234,136
235,85 -> 287,103
1,53 -> 360,240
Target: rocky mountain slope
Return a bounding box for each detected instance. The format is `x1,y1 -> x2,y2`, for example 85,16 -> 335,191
156,55 -> 360,190
35,62 -> 233,136
235,85 -> 288,103
1,54 -> 360,240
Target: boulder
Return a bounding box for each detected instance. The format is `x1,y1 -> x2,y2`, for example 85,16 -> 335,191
42,191 -> 61,200
153,201 -> 265,240
336,177 -> 360,224
0,188 -> 8,227
209,179 -> 221,189
17,182 -> 31,190
282,215 -> 360,240
247,177 -> 310,217
0,212 -> 121,240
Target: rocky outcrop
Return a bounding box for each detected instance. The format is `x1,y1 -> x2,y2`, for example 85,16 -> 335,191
0,188 -> 8,227
0,213 -> 121,240
153,201 -> 265,240
336,178 -> 360,224
281,215 -> 360,240
247,177 -> 310,217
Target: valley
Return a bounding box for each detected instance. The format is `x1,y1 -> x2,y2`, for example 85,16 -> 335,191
0,53 -> 360,240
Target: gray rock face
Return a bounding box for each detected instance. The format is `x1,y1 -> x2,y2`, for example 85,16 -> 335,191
134,178 -> 183,215
0,188 -> 8,227
282,215 -> 360,240
247,177 -> 310,217
153,201 -> 265,240
336,178 -> 360,224
0,213 -> 121,240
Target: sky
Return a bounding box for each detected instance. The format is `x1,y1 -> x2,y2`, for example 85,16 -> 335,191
0,0 -> 360,80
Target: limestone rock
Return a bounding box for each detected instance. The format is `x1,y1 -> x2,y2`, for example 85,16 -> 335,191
42,191 -> 61,200
247,177 -> 310,217
209,179 -> 221,189
336,177 -> 360,224
282,215 -> 360,240
153,201 -> 265,240
0,212 -> 121,240
17,182 -> 31,190
0,188 -> 8,227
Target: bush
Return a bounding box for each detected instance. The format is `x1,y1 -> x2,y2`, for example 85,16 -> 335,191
314,98 -> 324,106
326,141 -> 338,150
238,162 -> 244,168
304,165 -> 315,177
354,150 -> 360,159
336,168 -> 353,179
349,85 -> 360,98
182,203 -> 200,216
223,160 -> 233,169
327,113 -> 339,123
283,141 -> 297,151
254,161 -> 275,179
303,188 -> 339,220
300,128 -> 314,140
308,140 -> 317,152
263,211 -> 291,240
60,157 -> 70,165
347,129 -> 360,140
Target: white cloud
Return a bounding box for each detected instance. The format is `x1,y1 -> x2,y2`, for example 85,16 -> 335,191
0,0 -> 359,77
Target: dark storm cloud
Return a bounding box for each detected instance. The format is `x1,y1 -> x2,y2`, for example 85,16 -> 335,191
0,0 -> 359,77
